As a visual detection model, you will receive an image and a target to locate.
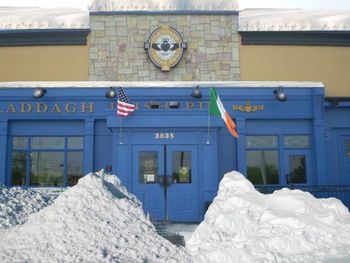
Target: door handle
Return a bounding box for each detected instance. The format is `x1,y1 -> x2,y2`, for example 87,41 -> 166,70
158,175 -> 172,187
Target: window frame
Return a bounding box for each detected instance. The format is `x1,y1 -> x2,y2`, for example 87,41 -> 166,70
10,136 -> 84,187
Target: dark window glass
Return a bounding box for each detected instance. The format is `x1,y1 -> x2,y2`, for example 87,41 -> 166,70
139,152 -> 158,184
68,137 -> 84,149
30,152 -> 64,187
31,137 -> 64,149
287,155 -> 306,184
67,152 -> 83,186
247,150 -> 279,185
11,152 -> 26,186
172,151 -> 192,183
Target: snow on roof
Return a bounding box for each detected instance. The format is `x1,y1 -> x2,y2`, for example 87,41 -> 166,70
0,170 -> 192,262
239,8 -> 350,31
88,0 -> 239,12
0,7 -> 89,30
0,81 -> 324,88
187,171 -> 350,262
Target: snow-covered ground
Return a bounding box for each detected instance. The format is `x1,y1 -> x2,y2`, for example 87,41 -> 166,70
0,184 -> 54,230
0,171 -> 191,263
187,171 -> 350,263
1,170 -> 350,262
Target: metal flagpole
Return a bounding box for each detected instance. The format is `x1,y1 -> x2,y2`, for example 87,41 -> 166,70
119,116 -> 123,144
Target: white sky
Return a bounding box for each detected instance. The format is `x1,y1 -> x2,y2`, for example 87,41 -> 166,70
0,0 -> 349,10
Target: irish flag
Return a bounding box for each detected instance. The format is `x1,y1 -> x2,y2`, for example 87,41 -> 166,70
209,88 -> 239,138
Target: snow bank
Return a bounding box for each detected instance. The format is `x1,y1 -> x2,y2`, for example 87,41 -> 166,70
239,9 -> 350,31
187,171 -> 350,262
0,171 -> 191,263
0,184 -> 54,230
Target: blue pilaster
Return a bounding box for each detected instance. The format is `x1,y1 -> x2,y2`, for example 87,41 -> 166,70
236,118 -> 246,175
83,119 -> 95,175
0,120 -> 8,185
312,89 -> 327,184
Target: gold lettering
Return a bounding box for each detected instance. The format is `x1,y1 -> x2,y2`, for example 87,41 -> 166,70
81,103 -> 94,113
199,101 -> 206,109
36,103 -> 48,113
7,104 -> 16,113
20,103 -> 32,113
65,103 -> 76,113
144,102 -> 151,109
51,103 -> 62,113
186,102 -> 194,109
134,102 -> 139,110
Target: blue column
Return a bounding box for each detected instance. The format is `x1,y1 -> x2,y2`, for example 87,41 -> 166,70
0,120 -> 8,185
313,89 -> 327,184
236,118 -> 246,175
83,119 -> 95,175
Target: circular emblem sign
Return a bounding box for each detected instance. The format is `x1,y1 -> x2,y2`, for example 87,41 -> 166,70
144,26 -> 186,72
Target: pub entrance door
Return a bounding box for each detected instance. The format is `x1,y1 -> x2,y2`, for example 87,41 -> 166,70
132,144 -> 199,222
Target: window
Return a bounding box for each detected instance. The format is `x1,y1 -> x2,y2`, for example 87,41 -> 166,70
246,135 -> 310,185
11,136 -> 84,187
246,136 -> 279,185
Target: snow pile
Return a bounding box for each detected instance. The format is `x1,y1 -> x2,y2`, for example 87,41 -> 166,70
0,171 -> 191,263
0,184 -> 54,230
89,0 -> 239,12
239,9 -> 350,31
0,7 -> 89,30
187,171 -> 350,262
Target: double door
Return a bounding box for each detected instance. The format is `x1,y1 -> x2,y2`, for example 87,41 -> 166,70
132,144 -> 198,222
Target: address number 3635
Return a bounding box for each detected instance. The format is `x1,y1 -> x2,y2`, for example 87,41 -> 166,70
155,132 -> 175,139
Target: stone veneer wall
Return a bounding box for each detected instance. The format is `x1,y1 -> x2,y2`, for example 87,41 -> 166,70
89,14 -> 239,81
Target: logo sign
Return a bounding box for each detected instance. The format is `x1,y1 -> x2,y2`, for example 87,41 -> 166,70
144,25 -> 187,72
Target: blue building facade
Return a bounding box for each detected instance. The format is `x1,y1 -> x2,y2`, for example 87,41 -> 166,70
0,82 -> 349,222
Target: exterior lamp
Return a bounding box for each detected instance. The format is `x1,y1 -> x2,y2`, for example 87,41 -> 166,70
273,88 -> 287,102
105,87 -> 117,98
33,88 -> 47,99
191,86 -> 202,99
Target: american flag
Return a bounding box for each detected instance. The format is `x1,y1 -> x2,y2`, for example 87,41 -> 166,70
117,87 -> 135,117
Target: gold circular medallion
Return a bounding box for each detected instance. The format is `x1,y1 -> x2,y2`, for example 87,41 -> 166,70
145,26 -> 186,71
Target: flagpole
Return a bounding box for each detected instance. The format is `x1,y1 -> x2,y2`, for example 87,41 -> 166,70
119,116 -> 123,144
206,98 -> 211,144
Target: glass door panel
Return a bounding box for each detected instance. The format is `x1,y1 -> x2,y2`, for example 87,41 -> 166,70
284,150 -> 310,185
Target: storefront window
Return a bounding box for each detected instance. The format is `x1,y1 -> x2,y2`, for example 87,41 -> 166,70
11,136 -> 83,187
11,152 -> 26,186
247,150 -> 279,184
67,152 -> 83,186
30,152 -> 64,187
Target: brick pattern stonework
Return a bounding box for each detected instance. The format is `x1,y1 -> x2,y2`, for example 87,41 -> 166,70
89,14 -> 239,81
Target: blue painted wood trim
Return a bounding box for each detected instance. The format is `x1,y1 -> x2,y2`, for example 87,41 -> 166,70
0,120 -> 8,185
90,10 -> 239,15
83,119 -> 95,175
107,115 -> 223,128
240,31 -> 350,46
236,118 -> 246,175
0,29 -> 90,46
312,91 -> 327,184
